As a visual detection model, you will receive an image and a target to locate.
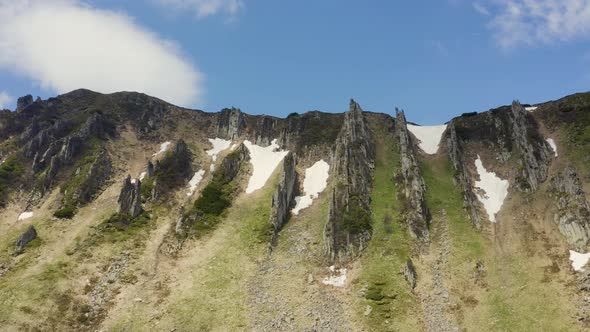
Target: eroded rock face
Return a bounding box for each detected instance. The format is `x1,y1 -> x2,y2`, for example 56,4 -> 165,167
324,100 -> 375,262
216,142 -> 249,182
509,101 -> 553,192
16,95 -> 34,112
15,225 -> 37,254
117,176 -> 142,219
216,107 -> 244,140
269,152 -> 297,244
402,259 -> 417,290
149,140 -> 192,200
396,109 -> 430,239
446,121 -> 482,228
73,149 -> 112,205
551,166 -> 590,251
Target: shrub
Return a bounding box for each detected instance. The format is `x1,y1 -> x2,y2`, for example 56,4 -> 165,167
54,206 -> 76,219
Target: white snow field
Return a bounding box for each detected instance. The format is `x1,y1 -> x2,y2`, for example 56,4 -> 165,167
546,138 -> 558,157
474,155 -> 509,223
18,211 -> 33,221
569,250 -> 590,272
187,169 -> 205,196
292,160 -> 330,215
152,141 -> 172,157
243,139 -> 289,194
406,124 -> 448,154
206,138 -> 232,162
525,106 -> 538,111
139,171 -> 147,181
322,266 -> 348,287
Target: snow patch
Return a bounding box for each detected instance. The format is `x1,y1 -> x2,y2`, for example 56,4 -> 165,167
569,250 -> 590,272
525,106 -> 538,111
292,160 -> 330,215
546,138 -> 558,157
321,266 -> 348,287
474,155 -> 509,223
406,124 -> 448,154
18,211 -> 33,221
230,143 -> 238,151
152,141 -> 172,157
139,171 -> 147,181
243,139 -> 289,194
210,164 -> 215,172
206,138 -> 232,162
187,169 -> 205,196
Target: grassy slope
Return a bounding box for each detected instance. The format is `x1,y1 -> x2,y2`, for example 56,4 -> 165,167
421,155 -> 577,332
108,171 -> 278,331
354,119 -> 422,331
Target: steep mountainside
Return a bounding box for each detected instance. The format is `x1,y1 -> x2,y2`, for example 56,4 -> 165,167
1,89 -> 590,331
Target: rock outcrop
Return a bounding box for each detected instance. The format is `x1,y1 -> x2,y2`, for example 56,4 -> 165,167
402,259 -> 417,290
324,100 -> 375,262
395,109 -> 431,239
269,152 -> 297,245
15,225 -> 37,254
72,149 -> 112,205
16,95 -> 34,112
551,166 -> 590,251
446,121 -> 482,228
216,107 -> 244,140
509,101 -> 553,191
147,140 -> 192,200
117,176 -> 142,219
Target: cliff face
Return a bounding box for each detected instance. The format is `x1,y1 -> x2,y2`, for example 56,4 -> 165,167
117,176 -> 142,219
216,107 -> 245,140
509,101 -> 553,192
551,166 -> 590,251
269,152 -> 297,245
324,100 -> 375,262
395,109 -> 431,239
446,121 -> 482,228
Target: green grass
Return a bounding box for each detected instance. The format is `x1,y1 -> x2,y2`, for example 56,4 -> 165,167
0,155 -> 24,205
421,156 -> 576,332
355,121 -> 421,331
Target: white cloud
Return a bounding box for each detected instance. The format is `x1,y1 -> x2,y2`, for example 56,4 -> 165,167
0,0 -> 203,107
0,91 -> 11,109
154,0 -> 244,18
473,2 -> 491,15
483,0 -> 590,49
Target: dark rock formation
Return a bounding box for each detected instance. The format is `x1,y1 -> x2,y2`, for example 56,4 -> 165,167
269,152 -> 297,245
324,100 -> 375,262
72,149 -> 112,205
402,259 -> 417,290
16,95 -> 34,112
216,107 -> 244,140
150,140 -> 192,199
509,101 -> 553,191
395,109 -> 430,239
216,143 -> 249,181
147,160 -> 155,178
446,121 -> 482,228
117,176 -> 142,219
551,166 -> 590,251
15,225 -> 37,254
24,119 -> 72,159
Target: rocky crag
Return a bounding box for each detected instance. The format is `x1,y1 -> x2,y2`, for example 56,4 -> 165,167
551,166 -> 590,251
324,100 -> 375,262
395,109 -> 431,239
269,152 -> 297,245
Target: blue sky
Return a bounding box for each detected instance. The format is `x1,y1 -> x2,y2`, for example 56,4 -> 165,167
1,0 -> 589,124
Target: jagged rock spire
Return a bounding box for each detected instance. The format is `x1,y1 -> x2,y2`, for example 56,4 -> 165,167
324,99 -> 375,262
118,175 -> 142,219
395,108 -> 430,239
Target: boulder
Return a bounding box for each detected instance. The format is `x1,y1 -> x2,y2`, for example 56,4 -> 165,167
15,225 -> 37,254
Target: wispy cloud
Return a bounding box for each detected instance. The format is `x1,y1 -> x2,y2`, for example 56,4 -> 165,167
479,0 -> 590,49
153,0 -> 244,19
0,91 -> 11,109
0,0 -> 204,107
473,2 -> 490,15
